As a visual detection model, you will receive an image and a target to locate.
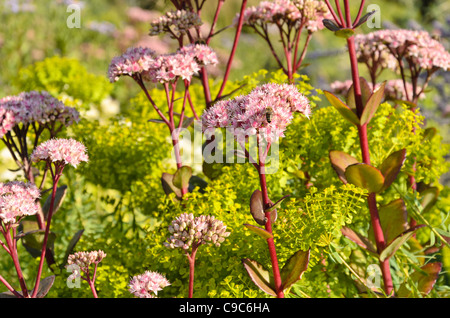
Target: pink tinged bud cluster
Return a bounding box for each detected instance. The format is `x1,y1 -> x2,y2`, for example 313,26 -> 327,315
149,10 -> 202,37
107,47 -> 157,83
67,250 -> 106,275
355,33 -> 398,71
364,29 -> 450,71
108,44 -> 218,84
239,0 -> 330,32
201,83 -> 311,143
164,213 -> 231,250
31,138 -> 89,168
0,91 -> 79,137
0,181 -> 40,224
128,271 -> 170,298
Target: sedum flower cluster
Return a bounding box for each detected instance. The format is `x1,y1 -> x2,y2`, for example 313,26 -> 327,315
201,83 -> 310,143
164,213 -> 230,250
0,91 -> 79,138
0,181 -> 40,225
354,33 -> 398,72
31,138 -> 89,168
108,44 -> 217,84
128,270 -> 171,298
239,0 -> 329,33
358,29 -> 450,71
67,250 -> 107,273
149,9 -> 202,37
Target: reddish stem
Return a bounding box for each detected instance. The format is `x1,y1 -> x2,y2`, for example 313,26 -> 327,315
187,245 -> 199,298
4,225 -> 29,297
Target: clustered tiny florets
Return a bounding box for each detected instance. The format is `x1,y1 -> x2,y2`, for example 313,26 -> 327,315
164,213 -> 231,250
149,9 -> 202,37
201,83 -> 311,143
0,91 -> 79,138
31,138 -> 89,168
67,250 -> 107,273
0,181 -> 40,225
128,270 -> 171,298
108,44 -> 218,84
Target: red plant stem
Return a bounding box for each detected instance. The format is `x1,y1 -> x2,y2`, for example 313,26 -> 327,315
258,142 -> 284,298
187,245 -> 199,298
0,273 -> 22,297
4,226 -> 29,297
346,27 -> 394,296
215,0 -> 248,102
32,165 -> 63,298
206,0 -> 225,45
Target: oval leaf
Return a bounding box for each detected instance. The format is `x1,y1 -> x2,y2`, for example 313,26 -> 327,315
346,77 -> 373,110
250,190 -> 266,226
244,224 -> 273,240
329,150 -> 359,184
173,166 -> 193,190
323,19 -> 340,31
379,225 -> 426,261
42,185 -> 68,220
378,149 -> 406,191
341,226 -> 377,255
397,263 -> 442,297
334,28 -> 355,39
280,249 -> 310,290
161,173 -> 182,198
324,91 -> 360,126
62,229 -> 84,268
35,275 -> 55,298
344,163 -> 385,193
353,10 -> 377,28
360,81 -> 386,126
369,199 -> 408,245
242,258 -> 276,297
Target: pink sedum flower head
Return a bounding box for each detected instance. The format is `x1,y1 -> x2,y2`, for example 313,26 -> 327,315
0,91 -> 79,135
178,44 -> 219,67
164,213 -> 231,250
0,181 -> 40,224
108,47 -> 157,83
128,271 -> 171,298
147,52 -> 200,83
201,83 -> 311,143
67,250 -> 107,273
31,138 -> 89,168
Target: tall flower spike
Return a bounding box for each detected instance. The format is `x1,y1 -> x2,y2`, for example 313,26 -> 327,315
31,138 -> 89,168
0,181 -> 40,224
128,271 -> 171,298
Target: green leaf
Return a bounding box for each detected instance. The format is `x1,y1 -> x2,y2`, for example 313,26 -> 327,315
161,173 -> 182,198
322,19 -> 340,31
334,28 -> 355,39
243,224 -> 273,240
419,187 -> 439,214
329,150 -> 359,184
188,175 -> 208,193
280,249 -> 310,290
379,225 -> 425,261
265,195 -> 290,213
360,81 -> 386,125
242,258 -> 276,297
353,10 -> 377,28
42,185 -> 68,220
173,166 -> 193,190
397,263 -> 442,297
344,163 -> 385,193
347,77 -> 373,109
324,91 -> 360,126
378,149 -> 406,191
21,229 -> 57,258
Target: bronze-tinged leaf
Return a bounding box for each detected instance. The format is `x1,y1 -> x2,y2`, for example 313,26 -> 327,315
173,166 -> 193,190
378,149 -> 406,192
397,263 -> 442,297
353,10 -> 377,28
360,81 -> 386,126
265,195 -> 290,213
21,230 -> 56,258
341,226 -> 377,255
346,77 -> 373,109
324,91 -> 360,126
323,19 -> 340,31
34,275 -> 55,298
250,190 -> 266,226
242,258 -> 276,297
280,249 -> 310,290
420,187 -> 439,214
329,150 -> 360,183
379,225 -> 426,261
61,229 -> 84,268
369,199 -> 408,245
344,163 -> 385,193
243,224 -> 273,240
161,173 -> 182,198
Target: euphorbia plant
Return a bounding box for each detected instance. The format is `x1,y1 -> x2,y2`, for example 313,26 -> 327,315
321,0 -> 447,296
201,83 -> 311,297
